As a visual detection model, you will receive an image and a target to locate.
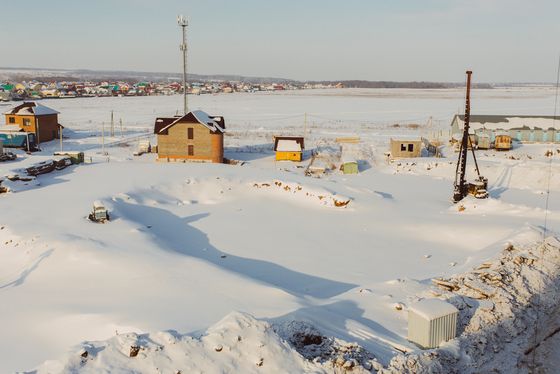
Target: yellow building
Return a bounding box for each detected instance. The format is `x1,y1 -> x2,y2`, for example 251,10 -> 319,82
273,136 -> 304,161
494,132 -> 512,151
390,138 -> 423,158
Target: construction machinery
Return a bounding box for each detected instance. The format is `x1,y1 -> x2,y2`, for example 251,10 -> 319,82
89,201 -> 110,223
452,71 -> 488,203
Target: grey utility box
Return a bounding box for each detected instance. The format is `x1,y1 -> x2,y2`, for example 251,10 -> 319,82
408,298 -> 458,349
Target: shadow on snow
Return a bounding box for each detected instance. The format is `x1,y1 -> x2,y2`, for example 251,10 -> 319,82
114,200 -> 356,299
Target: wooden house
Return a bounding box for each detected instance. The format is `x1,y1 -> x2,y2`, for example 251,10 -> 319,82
390,138 -> 422,158
273,136 -> 304,161
3,102 -> 62,143
154,110 -> 225,163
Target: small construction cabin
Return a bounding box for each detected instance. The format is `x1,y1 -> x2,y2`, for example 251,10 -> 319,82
451,114 -> 560,144
3,102 -> 62,143
451,133 -> 478,151
390,138 -> 422,158
477,133 -> 491,150
154,110 -> 225,163
0,128 -> 36,150
494,131 -> 512,151
274,136 -> 304,161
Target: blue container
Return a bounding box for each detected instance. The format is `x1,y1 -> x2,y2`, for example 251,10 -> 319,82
0,132 -> 37,149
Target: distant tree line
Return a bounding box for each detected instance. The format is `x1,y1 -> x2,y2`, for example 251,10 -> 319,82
308,80 -> 493,89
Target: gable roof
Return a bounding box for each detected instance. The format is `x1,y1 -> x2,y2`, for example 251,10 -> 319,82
153,116 -> 180,134
273,136 -> 304,151
4,102 -> 59,116
452,114 -> 560,130
155,110 -> 225,135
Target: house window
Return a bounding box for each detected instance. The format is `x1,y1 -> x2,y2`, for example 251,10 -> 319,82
8,116 -> 15,124
188,145 -> 194,156
188,127 -> 194,139
407,144 -> 414,152
23,118 -> 30,127
400,144 -> 406,151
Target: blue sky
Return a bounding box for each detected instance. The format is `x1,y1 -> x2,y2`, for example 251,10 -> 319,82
1,0 -> 559,82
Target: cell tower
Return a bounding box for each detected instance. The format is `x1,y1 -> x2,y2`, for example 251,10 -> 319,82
177,14 -> 188,115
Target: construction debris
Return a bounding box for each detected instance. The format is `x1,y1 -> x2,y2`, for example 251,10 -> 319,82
385,236 -> 560,373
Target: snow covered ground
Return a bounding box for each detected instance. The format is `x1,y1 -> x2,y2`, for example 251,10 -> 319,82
1,88 -> 559,373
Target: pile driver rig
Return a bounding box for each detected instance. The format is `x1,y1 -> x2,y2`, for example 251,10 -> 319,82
452,71 -> 489,203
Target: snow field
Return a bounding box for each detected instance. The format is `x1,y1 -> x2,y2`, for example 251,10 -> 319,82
0,88 -> 559,372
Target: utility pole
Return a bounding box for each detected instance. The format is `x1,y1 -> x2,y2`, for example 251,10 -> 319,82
36,120 -> 41,147
178,14 -> 188,115
110,110 -> 115,137
102,121 -> 105,155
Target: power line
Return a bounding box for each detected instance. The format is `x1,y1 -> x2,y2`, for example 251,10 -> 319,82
530,53 -> 560,372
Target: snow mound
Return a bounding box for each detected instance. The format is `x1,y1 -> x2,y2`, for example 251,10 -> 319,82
252,180 -> 351,208
29,312 -> 376,373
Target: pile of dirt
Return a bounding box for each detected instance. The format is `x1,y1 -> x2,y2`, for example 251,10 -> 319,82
383,236 -> 560,374
275,320 -> 381,373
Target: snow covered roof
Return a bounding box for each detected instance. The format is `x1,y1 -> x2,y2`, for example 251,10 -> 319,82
273,136 -> 304,151
409,299 -> 458,320
4,102 -> 59,116
0,125 -> 24,133
390,137 -> 422,143
191,110 -> 225,132
495,131 -> 511,136
156,111 -> 225,134
453,114 -> 560,130
341,157 -> 357,164
276,139 -> 302,152
93,201 -> 105,209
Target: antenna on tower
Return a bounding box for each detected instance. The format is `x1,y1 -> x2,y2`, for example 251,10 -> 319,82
177,14 -> 188,115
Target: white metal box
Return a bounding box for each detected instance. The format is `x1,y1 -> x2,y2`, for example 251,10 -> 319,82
408,299 -> 458,349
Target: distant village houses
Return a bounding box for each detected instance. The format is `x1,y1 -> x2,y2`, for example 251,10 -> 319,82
154,110 -> 225,163
0,77 -> 344,102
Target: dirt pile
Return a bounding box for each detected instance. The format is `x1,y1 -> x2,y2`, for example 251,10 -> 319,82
383,236 -> 560,374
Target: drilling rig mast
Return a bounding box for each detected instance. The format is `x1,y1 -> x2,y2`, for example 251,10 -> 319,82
452,71 -> 488,203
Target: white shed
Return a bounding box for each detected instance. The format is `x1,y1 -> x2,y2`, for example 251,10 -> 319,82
408,299 -> 458,349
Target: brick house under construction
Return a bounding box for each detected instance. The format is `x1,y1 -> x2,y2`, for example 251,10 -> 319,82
3,102 -> 62,143
154,110 -> 225,163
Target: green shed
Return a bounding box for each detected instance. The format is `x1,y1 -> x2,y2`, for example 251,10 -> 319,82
342,159 -> 358,174
53,151 -> 84,164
